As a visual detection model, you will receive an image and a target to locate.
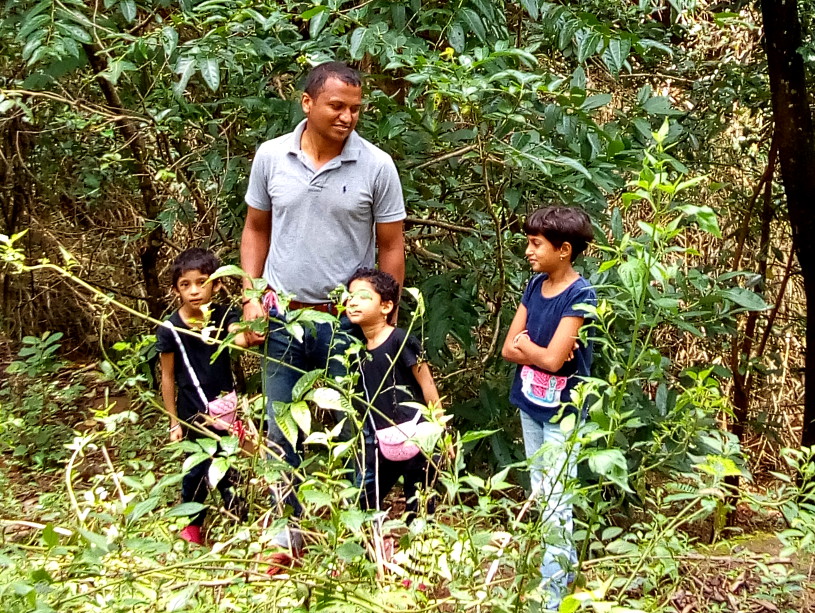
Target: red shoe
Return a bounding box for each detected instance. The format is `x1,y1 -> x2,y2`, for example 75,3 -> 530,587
179,525 -> 204,545
262,548 -> 302,576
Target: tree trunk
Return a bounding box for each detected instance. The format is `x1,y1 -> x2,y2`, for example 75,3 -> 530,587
84,44 -> 165,320
760,0 -> 815,447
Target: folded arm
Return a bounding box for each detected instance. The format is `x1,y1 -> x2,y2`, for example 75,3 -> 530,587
502,304 -> 584,372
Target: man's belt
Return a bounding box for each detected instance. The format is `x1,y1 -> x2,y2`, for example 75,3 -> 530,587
287,299 -> 340,316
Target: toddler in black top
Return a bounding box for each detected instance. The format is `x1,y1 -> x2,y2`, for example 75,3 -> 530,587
345,267 -> 442,520
155,248 -> 248,545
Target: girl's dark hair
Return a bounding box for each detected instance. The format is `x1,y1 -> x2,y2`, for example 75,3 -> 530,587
303,61 -> 362,97
523,206 -> 594,262
348,267 -> 400,323
170,248 -> 220,288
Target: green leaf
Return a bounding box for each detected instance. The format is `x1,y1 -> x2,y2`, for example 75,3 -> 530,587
349,27 -> 368,60
56,22 -> 93,44
696,455 -> 741,478
162,26 -> 178,57
605,538 -> 638,554
197,437 -> 218,456
290,400 -> 312,435
718,288 -> 769,311
198,57 -> 220,92
274,402 -> 298,445
301,5 -> 328,19
585,448 -> 629,490
208,457 -> 229,486
208,264 -> 248,282
336,541 -> 366,561
459,8 -> 486,42
559,413 -> 576,433
581,93 -> 611,111
617,259 -> 646,303
601,37 -> 630,75
601,526 -> 623,540
128,497 -> 160,522
676,204 -> 720,236
302,488 -> 332,509
642,96 -> 681,116
340,509 -> 367,532
309,9 -> 330,38
79,529 -> 111,552
576,30 -> 602,63
174,56 -> 195,96
42,524 -> 59,548
120,0 -> 137,23
292,370 -> 322,401
460,429 -> 498,444
182,452 -> 211,473
448,23 -> 465,52
518,0 -> 539,20
549,155 -> 591,179
167,584 -> 198,611
166,502 -> 207,517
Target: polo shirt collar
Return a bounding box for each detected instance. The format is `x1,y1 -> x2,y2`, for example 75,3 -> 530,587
288,119 -> 361,162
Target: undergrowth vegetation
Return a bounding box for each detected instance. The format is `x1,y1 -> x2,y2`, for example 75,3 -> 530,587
2,0 -> 815,610
2,138 -> 814,612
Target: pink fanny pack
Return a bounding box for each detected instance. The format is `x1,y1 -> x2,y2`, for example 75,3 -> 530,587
520,365 -> 569,408
375,415 -> 441,462
206,390 -> 238,431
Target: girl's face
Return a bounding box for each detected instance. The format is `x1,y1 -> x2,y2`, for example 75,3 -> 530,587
173,268 -> 218,311
525,234 -> 567,273
345,279 -> 393,325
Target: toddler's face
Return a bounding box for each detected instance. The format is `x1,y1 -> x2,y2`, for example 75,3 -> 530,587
174,268 -> 216,311
345,279 -> 392,325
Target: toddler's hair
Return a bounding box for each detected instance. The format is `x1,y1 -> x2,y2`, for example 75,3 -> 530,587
523,206 -> 594,262
170,248 -> 220,288
348,267 -> 400,324
304,61 -> 361,97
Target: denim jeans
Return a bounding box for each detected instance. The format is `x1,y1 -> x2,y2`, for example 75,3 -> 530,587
264,313 -> 358,466
520,410 -> 579,611
263,313 -> 358,543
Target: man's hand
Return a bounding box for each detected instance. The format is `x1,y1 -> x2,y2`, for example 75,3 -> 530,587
242,299 -> 267,346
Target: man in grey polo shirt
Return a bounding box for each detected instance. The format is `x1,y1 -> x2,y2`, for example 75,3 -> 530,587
241,61 -> 405,475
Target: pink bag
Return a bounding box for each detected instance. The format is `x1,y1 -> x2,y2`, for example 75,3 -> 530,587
520,365 -> 569,408
376,417 -> 441,462
207,390 -> 238,431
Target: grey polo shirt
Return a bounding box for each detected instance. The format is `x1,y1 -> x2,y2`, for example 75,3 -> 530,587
244,120 -> 406,303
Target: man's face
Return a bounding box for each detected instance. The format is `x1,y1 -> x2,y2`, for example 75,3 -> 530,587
302,77 -> 363,145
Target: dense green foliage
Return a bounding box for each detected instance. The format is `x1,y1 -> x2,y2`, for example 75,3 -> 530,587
1,0 -> 814,610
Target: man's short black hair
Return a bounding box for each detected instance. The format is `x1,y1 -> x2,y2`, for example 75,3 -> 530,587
348,267 -> 400,324
303,61 -> 362,98
170,248 -> 220,288
523,206 -> 594,262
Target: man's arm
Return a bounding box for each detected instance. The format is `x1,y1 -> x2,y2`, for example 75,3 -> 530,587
241,206 -> 271,285
240,206 -> 271,343
376,220 -> 405,287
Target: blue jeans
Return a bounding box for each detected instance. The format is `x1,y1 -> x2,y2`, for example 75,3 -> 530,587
263,313 -> 358,522
264,314 -> 358,462
520,410 -> 579,610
